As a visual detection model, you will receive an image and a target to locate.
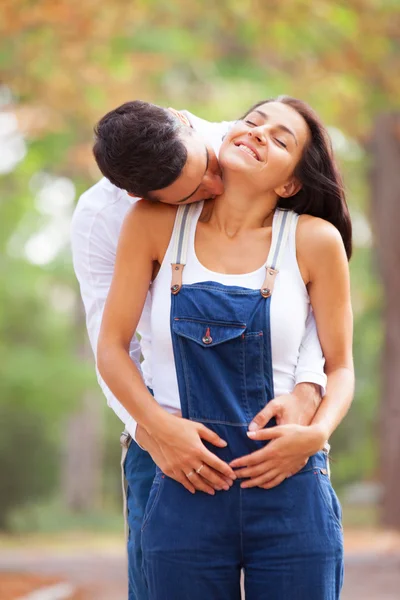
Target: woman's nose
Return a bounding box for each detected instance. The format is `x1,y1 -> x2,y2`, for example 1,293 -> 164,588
249,128 -> 267,145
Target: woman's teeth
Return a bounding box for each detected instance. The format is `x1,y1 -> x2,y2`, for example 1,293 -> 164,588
237,144 -> 258,160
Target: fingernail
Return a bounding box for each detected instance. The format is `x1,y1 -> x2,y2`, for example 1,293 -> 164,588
223,485 -> 229,491
247,431 -> 256,438
208,490 -> 215,496
248,422 -> 258,431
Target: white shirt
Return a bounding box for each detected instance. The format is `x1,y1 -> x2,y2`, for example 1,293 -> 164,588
70,111 -> 326,443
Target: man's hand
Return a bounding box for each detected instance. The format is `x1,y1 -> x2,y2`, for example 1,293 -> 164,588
142,414 -> 236,495
230,423 -> 327,489
135,424 -> 170,470
231,383 -> 323,489
248,383 -> 322,431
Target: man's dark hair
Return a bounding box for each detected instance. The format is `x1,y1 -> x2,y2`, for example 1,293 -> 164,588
93,101 -> 188,198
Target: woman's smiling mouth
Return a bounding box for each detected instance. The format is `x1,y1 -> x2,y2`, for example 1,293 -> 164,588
234,141 -> 260,161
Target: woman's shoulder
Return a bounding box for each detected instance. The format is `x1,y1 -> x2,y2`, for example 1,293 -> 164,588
126,199 -> 177,228
124,199 -> 178,238
121,200 -> 178,261
295,213 -> 348,282
296,213 -> 344,255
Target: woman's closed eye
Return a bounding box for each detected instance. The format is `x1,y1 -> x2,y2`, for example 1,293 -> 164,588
245,120 -> 257,126
274,138 -> 287,149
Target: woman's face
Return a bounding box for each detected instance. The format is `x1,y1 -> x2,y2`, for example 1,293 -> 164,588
219,101 -> 311,196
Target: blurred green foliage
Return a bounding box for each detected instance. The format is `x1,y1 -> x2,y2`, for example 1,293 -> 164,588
0,0 -> 398,529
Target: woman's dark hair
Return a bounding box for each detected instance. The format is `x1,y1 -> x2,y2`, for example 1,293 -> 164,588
93,101 -> 188,197
242,97 -> 352,259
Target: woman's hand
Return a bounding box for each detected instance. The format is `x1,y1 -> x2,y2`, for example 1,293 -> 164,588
229,423 -> 327,489
145,412 -> 237,495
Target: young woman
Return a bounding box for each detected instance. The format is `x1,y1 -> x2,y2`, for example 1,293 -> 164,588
98,97 -> 354,599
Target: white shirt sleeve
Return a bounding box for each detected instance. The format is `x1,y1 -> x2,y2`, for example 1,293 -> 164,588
182,111 -> 233,155
70,187 -> 141,442
294,309 -> 327,396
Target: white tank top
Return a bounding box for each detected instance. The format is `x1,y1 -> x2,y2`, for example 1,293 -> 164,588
149,202 -> 311,415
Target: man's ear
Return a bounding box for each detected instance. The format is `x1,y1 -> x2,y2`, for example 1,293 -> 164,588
275,177 -> 302,198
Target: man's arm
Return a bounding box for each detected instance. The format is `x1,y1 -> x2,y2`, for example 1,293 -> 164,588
294,309 -> 327,397
70,110 -> 232,445
70,185 -> 142,442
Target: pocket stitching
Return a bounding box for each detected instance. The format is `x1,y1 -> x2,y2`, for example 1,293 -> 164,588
172,320 -> 246,347
315,472 -> 343,532
141,476 -> 164,533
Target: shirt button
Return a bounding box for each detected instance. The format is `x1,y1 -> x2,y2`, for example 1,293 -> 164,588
202,336 -> 212,344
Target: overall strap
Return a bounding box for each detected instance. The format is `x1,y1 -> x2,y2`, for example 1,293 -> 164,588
170,203 -> 198,294
261,209 -> 296,298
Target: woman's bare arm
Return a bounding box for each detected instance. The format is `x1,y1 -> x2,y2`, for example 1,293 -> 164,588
301,215 -> 354,436
97,200 -> 236,493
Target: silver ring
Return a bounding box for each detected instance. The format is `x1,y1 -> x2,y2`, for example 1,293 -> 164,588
196,464 -> 204,475
186,470 -> 195,478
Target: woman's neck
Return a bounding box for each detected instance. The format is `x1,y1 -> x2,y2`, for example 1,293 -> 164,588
204,177 -> 278,238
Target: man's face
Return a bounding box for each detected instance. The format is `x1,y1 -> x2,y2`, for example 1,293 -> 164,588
148,130 -> 224,205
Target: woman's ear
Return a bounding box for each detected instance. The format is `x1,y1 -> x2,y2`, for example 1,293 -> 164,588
275,178 -> 302,198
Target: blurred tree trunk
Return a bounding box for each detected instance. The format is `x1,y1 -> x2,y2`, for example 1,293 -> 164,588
61,300 -> 103,512
370,113 -> 400,529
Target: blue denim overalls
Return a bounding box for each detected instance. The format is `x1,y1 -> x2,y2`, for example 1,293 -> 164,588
142,206 -> 344,599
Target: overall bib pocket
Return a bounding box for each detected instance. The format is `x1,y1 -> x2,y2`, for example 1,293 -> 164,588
172,317 -> 266,424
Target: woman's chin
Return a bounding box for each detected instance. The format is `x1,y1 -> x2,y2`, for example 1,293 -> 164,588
219,154 -> 257,175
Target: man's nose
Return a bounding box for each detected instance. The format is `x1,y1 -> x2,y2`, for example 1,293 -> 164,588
206,172 -> 224,196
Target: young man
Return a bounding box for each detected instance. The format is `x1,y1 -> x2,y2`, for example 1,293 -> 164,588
71,100 -> 327,600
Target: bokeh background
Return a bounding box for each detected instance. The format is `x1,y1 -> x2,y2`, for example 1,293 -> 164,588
1,1 -> 399,598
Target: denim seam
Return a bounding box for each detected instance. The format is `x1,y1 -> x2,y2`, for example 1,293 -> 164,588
239,486 -> 244,566
315,472 -> 343,532
173,316 -> 246,328
125,484 -> 131,542
141,477 -> 164,533
181,284 -> 261,296
264,297 -> 275,400
255,334 -> 266,412
179,336 -> 193,419
241,334 -> 250,422
291,466 -> 315,476
173,328 -> 244,347
192,418 -> 250,426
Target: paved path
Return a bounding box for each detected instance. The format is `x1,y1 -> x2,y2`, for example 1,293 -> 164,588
1,546 -> 400,599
